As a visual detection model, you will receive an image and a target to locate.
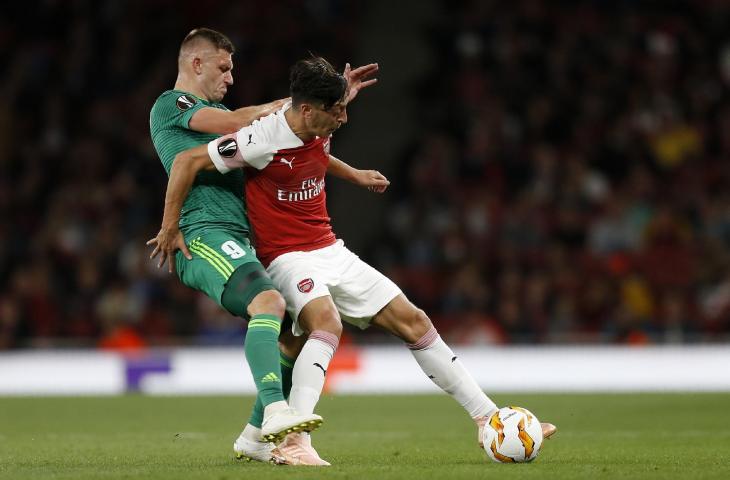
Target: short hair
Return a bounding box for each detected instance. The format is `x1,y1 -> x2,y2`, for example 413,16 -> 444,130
290,57 -> 347,110
179,28 -> 235,55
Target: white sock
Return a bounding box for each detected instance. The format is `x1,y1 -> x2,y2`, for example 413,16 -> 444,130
242,423 -> 262,442
288,330 -> 339,416
263,400 -> 288,419
408,327 -> 497,419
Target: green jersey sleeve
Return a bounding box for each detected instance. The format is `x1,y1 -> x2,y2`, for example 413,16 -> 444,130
153,92 -> 207,130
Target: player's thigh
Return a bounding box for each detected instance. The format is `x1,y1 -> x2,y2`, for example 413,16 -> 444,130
266,250 -> 337,335
327,243 -> 402,330
176,230 -> 274,315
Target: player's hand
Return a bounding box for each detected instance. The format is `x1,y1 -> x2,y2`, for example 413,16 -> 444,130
344,62 -> 378,105
146,225 -> 192,273
354,169 -> 389,193
266,97 -> 291,115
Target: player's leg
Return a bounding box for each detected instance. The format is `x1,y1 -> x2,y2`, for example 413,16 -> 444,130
177,231 -> 320,461
311,243 -> 500,447
272,297 -> 339,466
371,295 -> 557,444
245,324 -> 304,439
176,234 -> 280,462
221,264 -> 323,444
265,252 -> 342,466
235,346 -> 297,464
289,297 -> 341,417
266,251 -> 343,420
371,295 -> 498,429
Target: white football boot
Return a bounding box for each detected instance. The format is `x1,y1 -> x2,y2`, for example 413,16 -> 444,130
276,433 -> 331,466
260,404 -> 323,443
233,433 -> 286,464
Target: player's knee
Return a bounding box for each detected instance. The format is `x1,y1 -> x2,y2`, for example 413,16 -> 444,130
279,330 -> 307,359
305,303 -> 342,338
400,307 -> 433,343
247,289 -> 286,319
315,311 -> 343,338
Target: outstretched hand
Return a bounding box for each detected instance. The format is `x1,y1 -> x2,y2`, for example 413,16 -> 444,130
344,62 -> 378,105
146,225 -> 192,273
354,169 -> 390,193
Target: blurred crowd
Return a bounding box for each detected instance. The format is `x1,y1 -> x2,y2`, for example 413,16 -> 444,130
1,0 -> 729,349
0,0 -> 361,349
375,0 -> 730,344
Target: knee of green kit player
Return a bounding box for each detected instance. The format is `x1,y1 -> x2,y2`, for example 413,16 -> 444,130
247,289 -> 286,319
279,327 -> 307,358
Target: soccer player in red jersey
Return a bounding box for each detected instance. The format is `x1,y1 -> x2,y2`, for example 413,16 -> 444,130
154,57 -> 556,466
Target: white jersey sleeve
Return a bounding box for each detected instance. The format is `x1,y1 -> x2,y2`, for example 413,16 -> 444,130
207,106 -> 304,173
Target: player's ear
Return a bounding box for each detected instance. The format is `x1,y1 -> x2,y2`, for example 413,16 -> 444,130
300,103 -> 313,118
192,56 -> 203,75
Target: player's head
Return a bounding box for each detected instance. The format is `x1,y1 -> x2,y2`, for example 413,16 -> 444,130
178,28 -> 235,102
290,56 -> 349,137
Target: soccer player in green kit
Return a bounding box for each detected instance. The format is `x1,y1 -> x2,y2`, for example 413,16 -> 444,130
148,28 -> 379,464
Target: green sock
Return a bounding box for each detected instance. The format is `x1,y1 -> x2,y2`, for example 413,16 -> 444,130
245,314 -> 285,408
248,351 -> 295,428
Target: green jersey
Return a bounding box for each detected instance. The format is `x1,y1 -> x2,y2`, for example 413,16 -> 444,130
149,90 -> 249,237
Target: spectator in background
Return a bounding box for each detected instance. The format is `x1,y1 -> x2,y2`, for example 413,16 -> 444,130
0,1 -> 362,349
381,0 -> 730,345
2,0 -> 730,348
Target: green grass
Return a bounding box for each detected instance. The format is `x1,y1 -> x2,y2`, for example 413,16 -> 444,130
1,393 -> 729,479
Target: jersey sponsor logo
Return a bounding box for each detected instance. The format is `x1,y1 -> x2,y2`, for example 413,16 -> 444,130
218,139 -> 238,158
277,177 -> 324,202
279,156 -> 295,169
297,278 -> 314,293
176,94 -> 196,111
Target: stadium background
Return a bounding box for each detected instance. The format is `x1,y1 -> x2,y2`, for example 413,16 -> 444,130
1,0 -> 729,353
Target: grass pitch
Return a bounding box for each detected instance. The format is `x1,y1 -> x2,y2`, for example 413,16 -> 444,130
1,393 -> 728,479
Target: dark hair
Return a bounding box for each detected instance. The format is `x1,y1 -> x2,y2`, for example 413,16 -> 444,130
180,28 -> 235,54
290,57 -> 347,110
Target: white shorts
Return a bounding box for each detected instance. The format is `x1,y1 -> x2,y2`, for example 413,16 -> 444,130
266,240 -> 402,336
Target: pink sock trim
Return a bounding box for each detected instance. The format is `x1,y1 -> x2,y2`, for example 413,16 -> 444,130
310,330 -> 339,352
407,326 -> 439,350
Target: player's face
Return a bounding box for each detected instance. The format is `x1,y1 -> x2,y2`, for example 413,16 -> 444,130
199,49 -> 233,102
306,99 -> 348,137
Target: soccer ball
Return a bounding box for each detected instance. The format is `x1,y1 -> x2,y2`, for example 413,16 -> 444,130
482,406 -> 543,463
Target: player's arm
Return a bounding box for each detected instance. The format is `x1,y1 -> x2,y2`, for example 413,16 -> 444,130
147,144 -> 218,272
188,98 -> 289,135
327,154 -> 389,193
148,125 -> 280,270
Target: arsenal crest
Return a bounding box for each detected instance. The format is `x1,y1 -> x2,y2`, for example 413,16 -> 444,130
297,278 -> 314,293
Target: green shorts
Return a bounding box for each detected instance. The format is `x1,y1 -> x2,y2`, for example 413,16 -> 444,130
176,229 -> 276,315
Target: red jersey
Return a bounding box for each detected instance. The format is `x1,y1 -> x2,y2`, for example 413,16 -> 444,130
207,106 -> 336,266
246,136 -> 336,265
